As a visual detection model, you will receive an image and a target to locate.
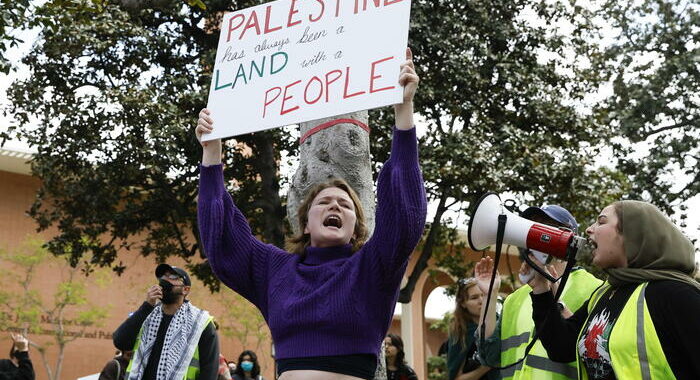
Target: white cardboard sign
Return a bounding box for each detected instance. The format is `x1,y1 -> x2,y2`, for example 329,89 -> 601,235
204,0 -> 412,140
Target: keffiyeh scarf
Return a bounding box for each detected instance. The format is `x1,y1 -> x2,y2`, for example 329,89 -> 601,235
128,302 -> 211,380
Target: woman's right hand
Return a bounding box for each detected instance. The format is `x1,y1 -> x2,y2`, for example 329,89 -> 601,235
196,108 -> 222,166
10,333 -> 29,352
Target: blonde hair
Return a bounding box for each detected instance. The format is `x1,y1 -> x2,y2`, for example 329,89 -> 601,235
449,278 -> 479,349
285,178 -> 368,255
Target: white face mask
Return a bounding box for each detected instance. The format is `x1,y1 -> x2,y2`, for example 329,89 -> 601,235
519,249 -> 550,284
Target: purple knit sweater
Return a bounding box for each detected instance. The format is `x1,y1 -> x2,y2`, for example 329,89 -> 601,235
198,127 -> 427,360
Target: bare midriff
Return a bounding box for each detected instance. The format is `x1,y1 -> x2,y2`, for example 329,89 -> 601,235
278,370 -> 365,380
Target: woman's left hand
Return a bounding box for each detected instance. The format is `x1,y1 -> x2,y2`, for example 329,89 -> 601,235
398,47 -> 419,104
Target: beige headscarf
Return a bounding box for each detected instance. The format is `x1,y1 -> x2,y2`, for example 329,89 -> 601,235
605,200 -> 700,291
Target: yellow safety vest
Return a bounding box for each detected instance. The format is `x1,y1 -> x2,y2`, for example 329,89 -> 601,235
500,268 -> 602,380
126,316 -> 214,380
577,282 -> 675,380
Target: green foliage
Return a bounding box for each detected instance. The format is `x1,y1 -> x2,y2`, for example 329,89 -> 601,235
186,0 -> 206,10
369,0 -> 629,298
597,0 -> 699,226
3,0 -> 297,289
0,0 -> 30,73
427,355 -> 448,380
429,310 -> 453,334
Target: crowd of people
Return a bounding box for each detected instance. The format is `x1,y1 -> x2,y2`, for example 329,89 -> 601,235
2,46 -> 699,380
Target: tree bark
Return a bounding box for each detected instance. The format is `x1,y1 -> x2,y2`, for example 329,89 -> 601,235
255,132 -> 287,247
287,111 -> 375,235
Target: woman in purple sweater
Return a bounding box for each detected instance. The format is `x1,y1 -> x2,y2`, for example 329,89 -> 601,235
195,48 -> 426,380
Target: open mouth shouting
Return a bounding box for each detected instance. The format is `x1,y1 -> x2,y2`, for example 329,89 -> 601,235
323,215 -> 343,229
588,239 -> 598,255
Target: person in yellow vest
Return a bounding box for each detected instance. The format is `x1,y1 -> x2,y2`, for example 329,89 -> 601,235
113,264 -> 219,380
529,200 -> 700,379
475,204 -> 603,380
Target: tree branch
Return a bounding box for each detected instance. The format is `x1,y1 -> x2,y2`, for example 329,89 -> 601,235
641,118 -> 697,139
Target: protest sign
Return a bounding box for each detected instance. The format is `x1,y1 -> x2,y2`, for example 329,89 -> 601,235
204,0 -> 412,140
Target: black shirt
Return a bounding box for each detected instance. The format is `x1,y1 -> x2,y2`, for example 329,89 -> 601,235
386,365 -> 418,380
461,340 -> 485,377
532,280 -> 700,380
577,285 -> 635,380
113,301 -> 219,380
0,352 -> 34,380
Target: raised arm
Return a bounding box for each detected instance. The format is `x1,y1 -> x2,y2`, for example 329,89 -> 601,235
196,110 -> 280,313
363,48 -> 427,282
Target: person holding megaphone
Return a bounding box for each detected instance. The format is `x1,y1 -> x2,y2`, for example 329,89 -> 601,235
473,204 -> 602,380
527,201 -> 700,379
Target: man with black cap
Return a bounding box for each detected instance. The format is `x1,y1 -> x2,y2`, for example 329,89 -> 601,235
473,205 -> 603,380
113,264 -> 219,380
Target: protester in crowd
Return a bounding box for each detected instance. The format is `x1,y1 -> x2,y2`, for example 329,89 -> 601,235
0,333 -> 34,380
227,361 -> 236,377
212,321 -> 232,380
383,334 -> 417,380
475,205 -> 602,380
529,200 -> 700,379
372,339 -> 387,380
445,278 -> 497,380
196,47 -> 426,380
113,264 -> 219,380
218,353 -> 232,380
231,351 -> 264,380
99,350 -> 134,380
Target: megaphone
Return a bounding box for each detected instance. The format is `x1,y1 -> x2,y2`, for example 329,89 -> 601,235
468,193 -> 586,261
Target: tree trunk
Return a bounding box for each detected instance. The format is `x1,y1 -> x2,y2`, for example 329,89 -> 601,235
287,111 -> 375,235
255,132 -> 287,247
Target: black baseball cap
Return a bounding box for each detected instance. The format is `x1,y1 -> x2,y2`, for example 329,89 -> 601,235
155,264 -> 191,286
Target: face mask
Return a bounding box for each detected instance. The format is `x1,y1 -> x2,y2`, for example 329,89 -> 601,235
241,361 -> 254,372
159,279 -> 180,304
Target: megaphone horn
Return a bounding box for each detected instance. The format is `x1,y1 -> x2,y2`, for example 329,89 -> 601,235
467,193 -> 578,259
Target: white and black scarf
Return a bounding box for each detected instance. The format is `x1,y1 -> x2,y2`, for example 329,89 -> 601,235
128,302 -> 210,380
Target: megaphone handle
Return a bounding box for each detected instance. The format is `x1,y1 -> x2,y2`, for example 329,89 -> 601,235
479,214 -> 508,357
522,253 -> 558,283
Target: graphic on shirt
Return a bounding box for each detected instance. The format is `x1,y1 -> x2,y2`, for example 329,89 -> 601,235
578,309 -> 615,380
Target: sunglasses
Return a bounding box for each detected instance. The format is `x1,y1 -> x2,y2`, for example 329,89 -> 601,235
160,274 -> 183,281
